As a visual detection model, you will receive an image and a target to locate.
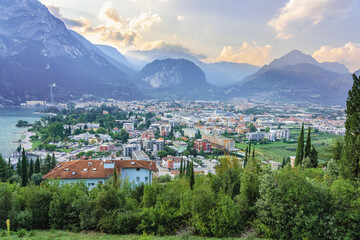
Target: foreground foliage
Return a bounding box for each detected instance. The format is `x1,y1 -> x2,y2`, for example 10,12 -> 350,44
0,156 -> 359,239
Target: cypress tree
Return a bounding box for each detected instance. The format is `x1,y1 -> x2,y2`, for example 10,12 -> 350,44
281,156 -> 286,168
34,157 -> 41,174
113,166 -> 119,188
51,153 -> 57,169
29,159 -> 34,178
244,146 -> 248,168
0,154 -> 7,182
16,157 -> 21,176
189,160 -> 195,190
340,74 -> 360,180
249,143 -> 252,158
252,146 -> 255,160
21,148 -> 28,187
295,123 -> 305,166
305,127 -> 312,158
186,160 -> 191,178
179,157 -> 183,177
310,145 -> 318,168
7,158 -> 13,179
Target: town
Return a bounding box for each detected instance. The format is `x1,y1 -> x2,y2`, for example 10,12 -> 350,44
11,98 -> 344,188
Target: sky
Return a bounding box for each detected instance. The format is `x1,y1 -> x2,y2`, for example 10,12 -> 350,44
39,0 -> 360,71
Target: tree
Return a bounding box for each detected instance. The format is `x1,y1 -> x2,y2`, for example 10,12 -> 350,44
113,166 -> 119,188
340,74 -> 360,179
34,157 -> 41,174
0,154 -> 7,182
244,146 -> 248,168
51,153 -> 57,169
179,157 -> 184,177
21,148 -> 28,187
327,158 -> 339,177
42,154 -> 52,174
305,127 -> 311,158
29,159 -> 34,179
252,145 -> 255,160
190,161 -> 195,190
295,123 -> 305,166
310,145 -> 318,168
157,151 -> 167,158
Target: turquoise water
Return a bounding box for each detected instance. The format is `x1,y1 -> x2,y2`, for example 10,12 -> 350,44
0,107 -> 44,158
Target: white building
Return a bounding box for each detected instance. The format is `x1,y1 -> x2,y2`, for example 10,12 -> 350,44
123,144 -> 141,157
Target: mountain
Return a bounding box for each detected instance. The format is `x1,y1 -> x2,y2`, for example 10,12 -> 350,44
0,0 -> 142,105
208,61 -> 260,84
69,30 -> 136,77
126,49 -> 236,88
134,58 -> 217,99
269,50 -> 349,74
96,44 -> 135,70
226,50 -> 352,105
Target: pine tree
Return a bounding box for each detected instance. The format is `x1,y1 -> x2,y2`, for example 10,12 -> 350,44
34,157 -> 41,174
305,127 -> 312,158
189,160 -> 195,190
21,148 -> 28,187
340,74 -> 360,179
29,159 -> 34,178
295,123 -> 305,166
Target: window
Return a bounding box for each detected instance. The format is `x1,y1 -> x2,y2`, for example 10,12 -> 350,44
145,177 -> 149,181
136,177 -> 140,182
136,168 -> 140,171
98,181 -> 103,184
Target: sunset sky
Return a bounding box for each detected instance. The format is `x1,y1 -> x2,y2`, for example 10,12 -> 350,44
39,0 -> 360,71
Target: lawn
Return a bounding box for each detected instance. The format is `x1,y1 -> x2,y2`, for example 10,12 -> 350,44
235,128 -> 340,163
1,230 -> 250,240
28,140 -> 42,151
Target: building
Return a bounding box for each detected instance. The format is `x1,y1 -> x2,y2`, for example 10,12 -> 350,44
43,160 -> 157,189
123,144 -> 141,157
132,150 -> 150,161
162,156 -> 188,170
99,143 -> 115,152
183,128 -> 197,138
193,139 -> 211,153
123,123 -> 134,131
160,124 -> 171,137
142,139 -> 164,153
172,141 -> 188,153
202,134 -> 235,150
272,129 -> 291,140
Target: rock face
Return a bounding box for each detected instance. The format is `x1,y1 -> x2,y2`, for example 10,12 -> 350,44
134,58 -> 217,99
226,50 -> 352,105
0,0 -> 142,105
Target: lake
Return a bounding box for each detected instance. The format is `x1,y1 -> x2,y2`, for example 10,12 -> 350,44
0,107 -> 44,158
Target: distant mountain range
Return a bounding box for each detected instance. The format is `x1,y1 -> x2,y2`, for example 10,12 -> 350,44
0,0 -> 142,105
0,0 -> 356,106
225,50 -> 352,105
126,49 -> 257,88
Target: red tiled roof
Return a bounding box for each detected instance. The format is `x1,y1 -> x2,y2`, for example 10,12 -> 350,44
43,160 -> 157,180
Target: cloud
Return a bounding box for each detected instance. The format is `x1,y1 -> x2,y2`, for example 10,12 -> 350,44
139,40 -> 207,59
46,5 -> 86,28
312,43 -> 360,72
48,2 -> 161,49
177,15 -> 185,22
215,42 -> 272,66
268,0 -> 353,39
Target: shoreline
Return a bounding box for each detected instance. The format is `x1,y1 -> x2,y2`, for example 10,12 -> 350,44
18,127 -> 35,151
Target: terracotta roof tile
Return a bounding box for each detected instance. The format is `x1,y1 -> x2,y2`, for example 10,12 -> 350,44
43,160 -> 157,180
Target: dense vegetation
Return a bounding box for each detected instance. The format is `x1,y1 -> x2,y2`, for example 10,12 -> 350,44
0,155 -> 358,239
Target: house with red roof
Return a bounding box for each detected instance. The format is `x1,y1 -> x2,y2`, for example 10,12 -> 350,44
43,160 -> 157,189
